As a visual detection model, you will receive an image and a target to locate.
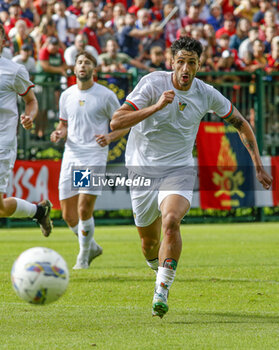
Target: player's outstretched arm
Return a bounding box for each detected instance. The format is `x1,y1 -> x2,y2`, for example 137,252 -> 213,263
110,90 -> 175,130
95,129 -> 129,147
226,107 -> 273,190
50,120 -> 68,143
20,89 -> 38,130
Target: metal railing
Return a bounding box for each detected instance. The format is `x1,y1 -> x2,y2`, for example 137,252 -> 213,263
17,70 -> 279,159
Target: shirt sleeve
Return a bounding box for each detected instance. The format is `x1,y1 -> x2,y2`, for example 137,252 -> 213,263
210,87 -> 234,120
124,76 -> 153,110
106,91 -> 121,120
14,65 -> 34,96
59,92 -> 68,122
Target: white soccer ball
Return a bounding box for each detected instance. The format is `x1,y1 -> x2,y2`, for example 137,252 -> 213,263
11,247 -> 69,305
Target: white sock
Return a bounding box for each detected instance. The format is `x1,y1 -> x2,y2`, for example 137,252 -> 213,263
146,258 -> 159,273
10,198 -> 37,218
155,266 -> 176,295
78,217 -> 97,256
69,224 -> 78,237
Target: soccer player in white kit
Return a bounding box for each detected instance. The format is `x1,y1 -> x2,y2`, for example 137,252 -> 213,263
0,24 -> 52,236
51,51 -> 128,269
111,36 -> 273,318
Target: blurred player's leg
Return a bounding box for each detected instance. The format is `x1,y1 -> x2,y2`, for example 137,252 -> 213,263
60,195 -> 79,236
137,216 -> 161,273
0,195 -> 52,236
152,194 -> 190,318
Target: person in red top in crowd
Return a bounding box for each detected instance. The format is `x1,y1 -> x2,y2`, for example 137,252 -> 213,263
181,1 -> 206,28
106,0 -> 128,8
248,38 -> 268,72
33,0 -> 47,17
203,23 -> 218,55
37,36 -> 67,79
215,12 -> 236,39
80,10 -> 102,54
218,0 -> 235,16
36,15 -> 66,51
216,33 -> 238,59
4,0 -> 33,37
150,0 -> 163,21
35,36 -> 68,139
67,0 -> 83,17
128,0 -> 146,17
266,36 -> 279,72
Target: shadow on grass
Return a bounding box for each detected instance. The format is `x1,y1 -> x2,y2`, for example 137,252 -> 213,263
170,311 -> 279,324
71,275 -> 155,283
176,277 -> 279,284
71,274 -> 279,285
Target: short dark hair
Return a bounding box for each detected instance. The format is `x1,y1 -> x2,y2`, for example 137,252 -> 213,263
171,36 -> 203,58
75,51 -> 97,67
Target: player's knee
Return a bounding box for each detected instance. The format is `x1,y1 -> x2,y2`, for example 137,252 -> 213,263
78,206 -> 91,220
162,212 -> 180,235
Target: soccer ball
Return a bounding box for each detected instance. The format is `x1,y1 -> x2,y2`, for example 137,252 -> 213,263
11,247 -> 69,305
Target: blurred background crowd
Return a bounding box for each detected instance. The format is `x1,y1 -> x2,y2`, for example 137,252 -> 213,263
1,0 -> 278,138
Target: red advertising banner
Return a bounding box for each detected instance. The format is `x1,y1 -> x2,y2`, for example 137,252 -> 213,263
271,156 -> 279,206
6,160 -> 61,209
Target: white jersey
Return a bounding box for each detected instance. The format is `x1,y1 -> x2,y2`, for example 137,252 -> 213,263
125,71 -> 233,176
59,83 -> 120,160
0,57 -> 34,149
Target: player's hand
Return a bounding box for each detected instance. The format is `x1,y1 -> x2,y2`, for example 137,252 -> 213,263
95,134 -> 111,147
256,168 -> 273,190
156,90 -> 175,111
50,130 -> 65,143
20,115 -> 33,130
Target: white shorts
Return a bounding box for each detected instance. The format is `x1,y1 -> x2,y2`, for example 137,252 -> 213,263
59,150 -> 105,201
129,169 -> 196,227
0,148 -> 16,193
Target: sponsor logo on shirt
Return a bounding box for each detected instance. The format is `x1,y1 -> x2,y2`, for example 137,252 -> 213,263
79,100 -> 85,106
179,102 -> 187,111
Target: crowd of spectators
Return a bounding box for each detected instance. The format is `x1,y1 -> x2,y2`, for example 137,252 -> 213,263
0,0 -> 278,137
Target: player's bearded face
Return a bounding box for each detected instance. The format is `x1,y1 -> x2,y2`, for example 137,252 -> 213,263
75,56 -> 95,82
77,68 -> 94,81
172,50 -> 200,91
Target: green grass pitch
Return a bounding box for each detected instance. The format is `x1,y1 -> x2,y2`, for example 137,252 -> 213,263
1,223 -> 279,350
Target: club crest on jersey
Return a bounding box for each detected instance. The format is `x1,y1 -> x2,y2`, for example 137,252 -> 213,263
179,102 -> 187,111
79,100 -> 85,106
